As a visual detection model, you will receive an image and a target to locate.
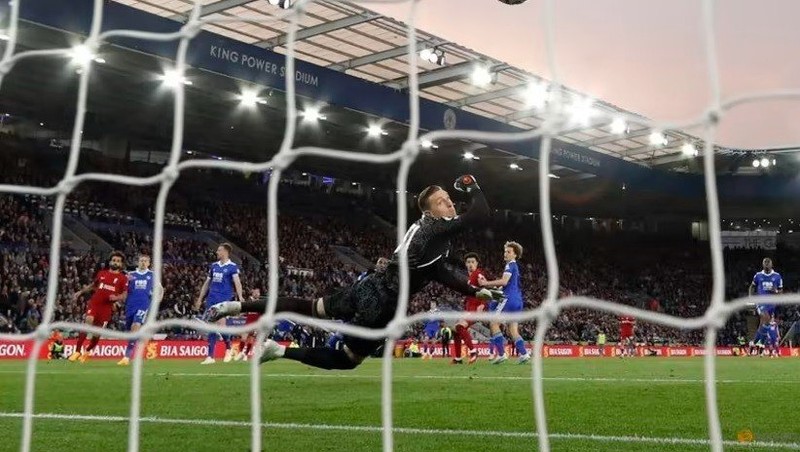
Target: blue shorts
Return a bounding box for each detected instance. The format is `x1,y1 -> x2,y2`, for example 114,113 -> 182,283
125,308 -> 148,330
494,298 -> 524,313
424,328 -> 438,339
757,304 -> 776,317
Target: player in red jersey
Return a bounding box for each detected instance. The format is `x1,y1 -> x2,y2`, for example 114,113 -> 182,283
618,316 -> 636,358
235,288 -> 262,361
68,251 -> 128,363
452,252 -> 484,364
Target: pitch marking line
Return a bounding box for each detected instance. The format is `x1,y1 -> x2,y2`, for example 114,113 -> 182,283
0,412 -> 797,449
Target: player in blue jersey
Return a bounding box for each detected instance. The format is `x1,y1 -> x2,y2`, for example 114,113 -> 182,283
479,241 -> 531,364
118,253 -> 162,366
421,302 -> 440,359
195,243 -> 244,364
748,257 -> 782,356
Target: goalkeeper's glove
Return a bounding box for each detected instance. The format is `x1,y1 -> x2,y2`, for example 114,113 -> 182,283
475,288 -> 504,301
453,174 -> 480,193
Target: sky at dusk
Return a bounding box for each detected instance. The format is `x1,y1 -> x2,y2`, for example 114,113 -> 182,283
369,0 -> 800,150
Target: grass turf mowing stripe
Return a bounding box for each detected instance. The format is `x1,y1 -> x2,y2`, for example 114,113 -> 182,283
0,412 -> 798,450
1,369 -> 798,385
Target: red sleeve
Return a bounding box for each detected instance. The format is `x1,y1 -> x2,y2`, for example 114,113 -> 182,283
93,271 -> 102,287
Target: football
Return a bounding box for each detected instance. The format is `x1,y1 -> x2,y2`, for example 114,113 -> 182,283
498,0 -> 528,4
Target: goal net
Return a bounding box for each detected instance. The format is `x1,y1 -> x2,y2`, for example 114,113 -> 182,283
0,1 -> 798,451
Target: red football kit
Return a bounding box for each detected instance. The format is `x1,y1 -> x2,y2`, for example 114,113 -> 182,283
85,269 -> 127,326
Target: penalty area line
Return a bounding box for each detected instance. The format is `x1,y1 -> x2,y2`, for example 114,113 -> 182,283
0,412 -> 798,449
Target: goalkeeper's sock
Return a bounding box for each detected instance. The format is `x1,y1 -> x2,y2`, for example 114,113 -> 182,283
241,297 -> 313,317
207,333 -> 217,358
283,347 -> 358,370
492,333 -> 506,357
125,340 -> 136,358
514,336 -> 528,355
456,324 -> 475,352
221,334 -> 232,349
75,332 -> 87,352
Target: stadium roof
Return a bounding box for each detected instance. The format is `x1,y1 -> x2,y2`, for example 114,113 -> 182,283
113,0 -> 731,175
3,0 -> 798,217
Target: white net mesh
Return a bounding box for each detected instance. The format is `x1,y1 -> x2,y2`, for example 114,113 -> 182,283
1,0 -> 800,451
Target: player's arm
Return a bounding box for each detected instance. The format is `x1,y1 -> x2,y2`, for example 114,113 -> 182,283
428,176 -> 490,238
72,276 -> 97,301
111,275 -> 129,303
480,271 -> 511,288
233,273 -> 244,302
748,274 -> 756,297
434,261 -> 501,300
776,275 -> 783,294
195,276 -> 210,310
110,290 -> 127,303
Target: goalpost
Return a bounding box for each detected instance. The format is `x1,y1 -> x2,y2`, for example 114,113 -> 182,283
0,1 -> 799,451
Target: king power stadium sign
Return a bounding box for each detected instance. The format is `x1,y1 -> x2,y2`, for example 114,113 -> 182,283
209,45 -> 319,87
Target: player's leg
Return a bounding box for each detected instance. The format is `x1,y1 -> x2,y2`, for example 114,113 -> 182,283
121,308 -> 148,365
456,320 -> 478,364
489,322 -> 506,364
768,329 -> 779,357
82,309 -> 110,363
754,306 -> 771,356
70,312 -> 96,361
452,320 -> 464,363
202,301 -> 219,364
458,302 -> 481,364
489,299 -> 509,364
243,332 -> 256,361
118,313 -> 135,366
204,295 -> 326,364
217,317 -> 234,363
508,321 -> 530,364
261,335 -> 370,370
265,275 -> 394,370
206,296 -> 320,322
423,333 -> 435,359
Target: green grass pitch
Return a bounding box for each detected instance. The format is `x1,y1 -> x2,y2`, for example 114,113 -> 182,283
0,357 -> 799,451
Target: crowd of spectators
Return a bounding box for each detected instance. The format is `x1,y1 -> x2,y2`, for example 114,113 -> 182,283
1,150 -> 799,346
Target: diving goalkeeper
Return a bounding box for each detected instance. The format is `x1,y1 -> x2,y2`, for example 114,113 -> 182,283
207,175 -> 502,370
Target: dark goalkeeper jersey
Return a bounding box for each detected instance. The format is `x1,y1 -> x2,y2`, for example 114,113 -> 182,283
383,190 -> 490,297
